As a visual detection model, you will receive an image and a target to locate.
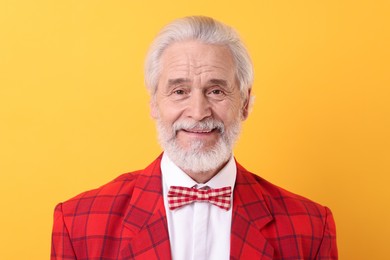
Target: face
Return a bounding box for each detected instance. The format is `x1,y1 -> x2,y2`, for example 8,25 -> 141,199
151,40 -> 250,174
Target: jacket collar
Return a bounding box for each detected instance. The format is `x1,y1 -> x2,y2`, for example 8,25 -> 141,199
230,161 -> 275,259
121,155 -> 172,259
121,155 -> 274,259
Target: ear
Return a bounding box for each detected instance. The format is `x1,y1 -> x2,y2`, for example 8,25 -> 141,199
241,88 -> 252,120
150,98 -> 159,119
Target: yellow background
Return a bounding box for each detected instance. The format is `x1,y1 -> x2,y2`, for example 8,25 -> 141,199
1,0 -> 389,259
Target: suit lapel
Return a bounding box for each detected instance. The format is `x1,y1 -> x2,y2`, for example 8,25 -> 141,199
121,155 -> 172,260
118,156 -> 274,259
230,162 -> 274,260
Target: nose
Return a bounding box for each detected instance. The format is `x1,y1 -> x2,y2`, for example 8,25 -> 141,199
186,91 -> 212,121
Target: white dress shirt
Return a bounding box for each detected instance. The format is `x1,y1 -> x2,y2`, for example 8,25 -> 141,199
161,152 -> 236,260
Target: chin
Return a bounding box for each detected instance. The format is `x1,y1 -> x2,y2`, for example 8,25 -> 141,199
156,117 -> 242,174
164,138 -> 232,174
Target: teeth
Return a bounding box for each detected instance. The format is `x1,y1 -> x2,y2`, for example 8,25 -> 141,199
187,129 -> 212,133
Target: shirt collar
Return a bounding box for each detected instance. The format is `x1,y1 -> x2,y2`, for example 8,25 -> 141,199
161,152 -> 236,190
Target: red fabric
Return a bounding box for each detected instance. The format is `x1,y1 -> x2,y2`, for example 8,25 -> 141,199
51,155 -> 338,259
167,186 -> 231,210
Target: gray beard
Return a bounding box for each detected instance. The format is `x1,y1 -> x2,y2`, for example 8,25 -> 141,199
156,118 -> 241,174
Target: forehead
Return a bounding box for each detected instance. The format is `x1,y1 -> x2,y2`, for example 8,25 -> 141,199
159,40 -> 236,80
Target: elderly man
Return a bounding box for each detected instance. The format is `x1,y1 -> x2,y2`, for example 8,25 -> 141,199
51,16 -> 337,259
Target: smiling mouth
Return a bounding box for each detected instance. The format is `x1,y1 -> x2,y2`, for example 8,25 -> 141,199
177,128 -> 221,138
184,129 -> 212,133
182,128 -> 218,134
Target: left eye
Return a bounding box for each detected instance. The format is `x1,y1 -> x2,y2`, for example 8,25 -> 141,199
210,89 -> 223,95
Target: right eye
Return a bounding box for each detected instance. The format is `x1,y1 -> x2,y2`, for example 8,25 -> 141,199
173,89 -> 185,95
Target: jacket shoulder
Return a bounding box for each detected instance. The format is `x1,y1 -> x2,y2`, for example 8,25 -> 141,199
237,163 -> 330,221
236,165 -> 337,258
259,174 -> 324,209
57,170 -> 142,217
57,155 -> 163,215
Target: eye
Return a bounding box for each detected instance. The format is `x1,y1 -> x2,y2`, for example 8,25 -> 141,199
173,89 -> 185,95
208,88 -> 225,97
207,88 -> 226,101
211,89 -> 223,95
169,88 -> 189,101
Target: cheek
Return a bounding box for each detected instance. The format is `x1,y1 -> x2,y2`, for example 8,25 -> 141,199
214,102 -> 242,123
156,103 -> 184,125
150,102 -> 159,119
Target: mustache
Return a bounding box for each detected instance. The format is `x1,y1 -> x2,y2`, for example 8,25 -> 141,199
172,119 -> 225,134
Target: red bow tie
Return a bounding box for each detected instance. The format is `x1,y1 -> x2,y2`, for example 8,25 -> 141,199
167,186 -> 232,211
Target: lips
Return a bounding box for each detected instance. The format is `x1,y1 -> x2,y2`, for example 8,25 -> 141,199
182,127 -> 217,134
184,128 -> 213,133
172,119 -> 225,136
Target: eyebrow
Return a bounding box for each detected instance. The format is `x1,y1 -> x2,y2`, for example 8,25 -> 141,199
208,79 -> 228,87
167,78 -> 191,86
167,78 -> 228,87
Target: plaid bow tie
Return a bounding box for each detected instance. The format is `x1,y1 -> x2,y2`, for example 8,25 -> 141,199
167,186 -> 232,210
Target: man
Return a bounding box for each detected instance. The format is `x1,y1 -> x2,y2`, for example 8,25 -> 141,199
51,16 -> 337,259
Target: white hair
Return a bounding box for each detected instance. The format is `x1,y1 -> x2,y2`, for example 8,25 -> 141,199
144,16 -> 254,104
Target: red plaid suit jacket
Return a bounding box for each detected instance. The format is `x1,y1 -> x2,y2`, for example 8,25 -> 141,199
51,155 -> 337,259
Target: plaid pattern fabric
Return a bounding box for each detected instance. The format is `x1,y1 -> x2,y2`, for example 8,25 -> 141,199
230,161 -> 337,259
167,186 -> 231,210
51,154 -> 337,259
